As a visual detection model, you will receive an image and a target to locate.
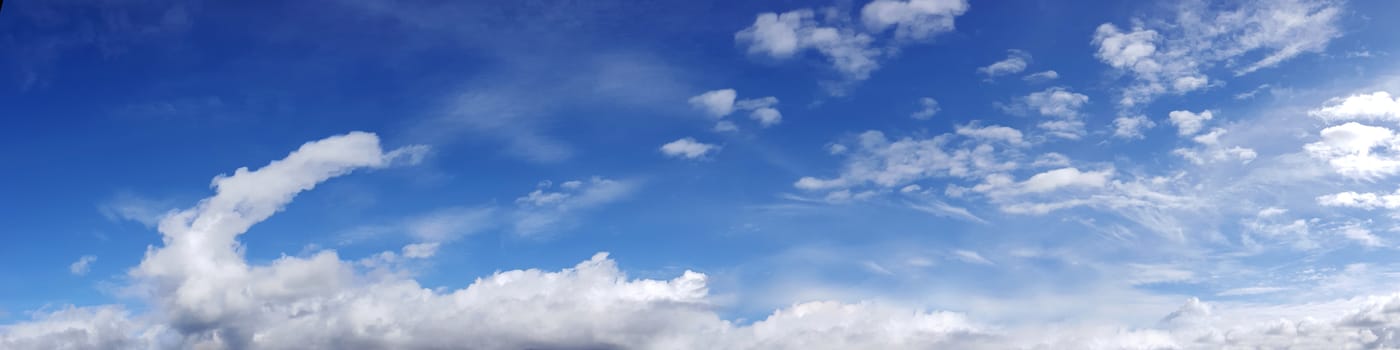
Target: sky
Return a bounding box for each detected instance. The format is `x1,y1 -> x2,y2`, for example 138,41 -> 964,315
4,0 -> 1400,348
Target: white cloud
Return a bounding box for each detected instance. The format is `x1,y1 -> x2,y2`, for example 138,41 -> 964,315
1163,115 -> 1257,165
1112,115 -> 1156,139
736,10 -> 881,82
1304,122 -> 1400,179
954,123 -> 1024,146
1317,190 -> 1400,210
513,177 -> 637,236
738,2 -> 968,94
14,132 -> 1400,348
750,108 -> 782,127
1014,87 -> 1090,139
69,255 -> 96,276
1092,0 -> 1342,107
910,97 -> 939,120
1025,87 -> 1089,118
400,242 -> 440,259
688,89 -> 737,118
689,91 -> 783,127
1030,153 -> 1070,168
1168,110 -> 1214,136
1217,286 -> 1288,297
859,0 -> 969,41
794,130 -> 1016,191
1310,91 -> 1400,123
1017,167 -> 1113,194
1339,224 -> 1384,247
950,250 -> 992,265
977,49 -> 1030,78
661,137 -> 719,159
1022,70 -> 1058,83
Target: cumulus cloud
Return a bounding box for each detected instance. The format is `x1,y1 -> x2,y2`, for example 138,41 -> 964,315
977,49 -> 1030,79
69,255 -> 97,276
1168,110 -> 1213,136
688,90 -> 783,127
860,0 -> 969,40
910,97 -> 939,120
1310,91 -> 1400,123
1304,122 -> 1400,179
1112,115 -> 1155,139
1318,189 -> 1400,210
736,10 -> 881,83
967,167 -> 1114,199
661,137 -> 719,159
1025,87 -> 1090,119
14,131 -> 1400,349
794,130 -> 1017,192
1092,0 -> 1342,107
688,89 -> 737,118
954,123 -> 1025,146
1008,87 -> 1090,139
737,1 -> 968,94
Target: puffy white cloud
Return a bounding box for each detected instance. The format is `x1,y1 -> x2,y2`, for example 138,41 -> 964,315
910,97 -> 940,120
1015,167 -> 1113,194
1304,122 -> 1400,179
1161,113 -> 1256,165
750,108 -> 783,127
859,0 -> 969,41
1025,87 -> 1089,119
688,90 -> 783,127
738,2 -> 968,93
69,255 -> 96,276
794,130 -> 1016,191
1168,110 -> 1213,136
688,89 -> 737,118
977,49 -> 1030,78
0,306 -> 153,349
736,10 -> 881,82
661,137 -> 719,159
1310,91 -> 1400,123
1112,115 -> 1155,139
400,242 -> 440,259
1317,189 -> 1400,210
955,123 -> 1025,146
1011,87 -> 1090,139
1022,70 -> 1058,83
1092,0 -> 1341,107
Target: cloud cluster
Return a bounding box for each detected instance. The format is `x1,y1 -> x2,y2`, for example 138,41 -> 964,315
736,0 -> 969,94
1112,115 -> 1155,139
688,89 -> 784,129
1004,87 -> 1091,139
9,130 -> 1400,349
1166,110 -> 1257,165
1092,0 -> 1342,107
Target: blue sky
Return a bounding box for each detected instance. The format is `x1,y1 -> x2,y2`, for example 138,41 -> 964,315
6,0 -> 1400,348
